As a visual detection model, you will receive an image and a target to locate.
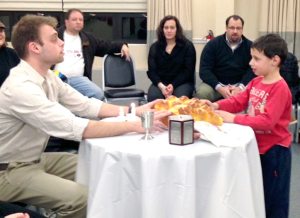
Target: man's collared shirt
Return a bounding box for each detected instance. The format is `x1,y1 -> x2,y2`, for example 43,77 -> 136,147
225,34 -> 243,51
0,60 -> 101,162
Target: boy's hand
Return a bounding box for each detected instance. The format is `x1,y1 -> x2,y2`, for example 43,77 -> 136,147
201,99 -> 219,110
215,110 -> 235,123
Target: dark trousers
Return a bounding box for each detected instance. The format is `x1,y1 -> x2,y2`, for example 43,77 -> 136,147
45,136 -> 79,153
260,145 -> 291,218
0,202 -> 45,218
147,83 -> 194,102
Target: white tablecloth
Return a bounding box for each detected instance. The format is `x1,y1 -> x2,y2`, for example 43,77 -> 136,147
76,123 -> 265,218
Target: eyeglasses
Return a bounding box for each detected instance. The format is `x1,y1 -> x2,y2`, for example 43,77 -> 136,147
0,29 -> 5,33
227,26 -> 243,31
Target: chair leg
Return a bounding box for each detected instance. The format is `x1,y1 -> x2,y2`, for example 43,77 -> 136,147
296,104 -> 300,143
290,104 -> 298,143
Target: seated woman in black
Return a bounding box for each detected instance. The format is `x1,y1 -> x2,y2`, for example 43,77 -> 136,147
0,21 -> 20,87
147,15 -> 196,101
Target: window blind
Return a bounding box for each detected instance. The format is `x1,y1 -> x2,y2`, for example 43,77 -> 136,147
0,0 -> 62,11
0,0 -> 146,12
63,0 -> 147,13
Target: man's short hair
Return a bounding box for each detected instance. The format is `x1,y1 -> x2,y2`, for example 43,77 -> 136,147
251,33 -> 288,66
65,9 -> 83,20
225,15 -> 244,27
12,14 -> 57,59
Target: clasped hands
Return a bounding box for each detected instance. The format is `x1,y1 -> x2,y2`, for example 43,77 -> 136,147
216,84 -> 243,99
158,82 -> 174,98
201,99 -> 235,123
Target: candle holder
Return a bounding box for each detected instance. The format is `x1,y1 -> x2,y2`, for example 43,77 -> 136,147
169,115 -> 194,145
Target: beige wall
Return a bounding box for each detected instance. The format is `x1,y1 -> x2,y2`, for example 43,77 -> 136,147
191,0 -> 261,41
234,0 -> 260,41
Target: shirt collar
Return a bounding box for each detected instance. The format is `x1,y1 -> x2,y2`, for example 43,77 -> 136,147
225,34 -> 243,51
19,60 -> 47,85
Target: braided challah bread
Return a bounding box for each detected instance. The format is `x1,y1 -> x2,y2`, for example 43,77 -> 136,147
154,96 -> 223,126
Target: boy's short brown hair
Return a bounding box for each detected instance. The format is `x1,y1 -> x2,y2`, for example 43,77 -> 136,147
251,33 -> 288,66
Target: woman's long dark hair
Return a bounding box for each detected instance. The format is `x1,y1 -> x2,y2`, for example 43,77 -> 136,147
156,15 -> 187,43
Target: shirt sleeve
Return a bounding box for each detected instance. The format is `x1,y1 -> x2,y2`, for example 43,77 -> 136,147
55,77 -> 102,118
233,82 -> 292,130
8,78 -> 99,141
217,88 -> 250,113
199,41 -> 220,88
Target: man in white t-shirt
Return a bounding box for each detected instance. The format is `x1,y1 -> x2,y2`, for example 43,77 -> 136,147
54,8 -> 130,100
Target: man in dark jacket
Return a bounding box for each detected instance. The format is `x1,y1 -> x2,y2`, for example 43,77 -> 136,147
54,8 -> 130,100
0,21 -> 20,87
280,52 -> 300,104
195,15 -> 255,101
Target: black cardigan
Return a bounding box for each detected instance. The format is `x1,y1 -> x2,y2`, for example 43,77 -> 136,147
199,33 -> 255,88
0,46 -> 20,87
147,39 -> 196,88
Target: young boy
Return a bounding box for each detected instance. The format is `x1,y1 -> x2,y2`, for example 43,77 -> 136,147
207,33 -> 292,218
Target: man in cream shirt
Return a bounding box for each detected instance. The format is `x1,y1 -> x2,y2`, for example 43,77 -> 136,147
0,15 -> 168,218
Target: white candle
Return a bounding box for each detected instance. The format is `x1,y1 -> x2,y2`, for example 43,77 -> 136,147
119,107 -> 125,117
130,103 -> 136,116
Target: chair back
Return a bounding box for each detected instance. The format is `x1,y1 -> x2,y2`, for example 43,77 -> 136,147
103,54 -> 135,89
101,54 -> 146,106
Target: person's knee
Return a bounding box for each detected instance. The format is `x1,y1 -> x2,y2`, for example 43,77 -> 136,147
147,85 -> 163,101
93,90 -> 105,100
89,86 -> 104,100
71,185 -> 87,211
195,86 -> 214,100
55,184 -> 88,218
173,84 -> 194,98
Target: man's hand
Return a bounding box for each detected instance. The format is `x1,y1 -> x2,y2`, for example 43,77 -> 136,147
133,110 -> 171,133
216,85 -> 233,99
151,110 -> 172,132
135,99 -> 166,116
5,213 -> 30,218
230,85 -> 244,96
121,44 -> 130,61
